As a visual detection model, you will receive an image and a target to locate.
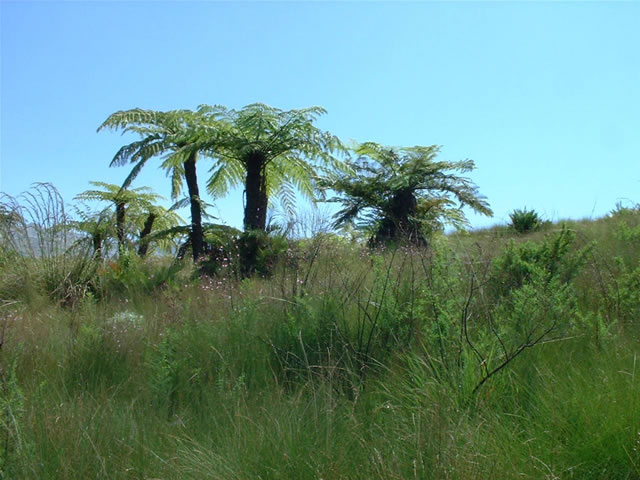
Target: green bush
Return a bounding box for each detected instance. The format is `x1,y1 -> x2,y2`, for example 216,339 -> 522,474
509,207 -> 544,234
237,230 -> 289,278
490,226 -> 589,296
609,262 -> 640,324
609,200 -> 640,220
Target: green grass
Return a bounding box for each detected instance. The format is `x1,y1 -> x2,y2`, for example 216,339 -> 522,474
1,210 -> 640,478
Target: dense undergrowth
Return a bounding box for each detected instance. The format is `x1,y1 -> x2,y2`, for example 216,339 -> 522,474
1,207 -> 639,479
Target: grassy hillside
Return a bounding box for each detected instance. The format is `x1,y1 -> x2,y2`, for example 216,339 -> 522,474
1,208 -> 639,479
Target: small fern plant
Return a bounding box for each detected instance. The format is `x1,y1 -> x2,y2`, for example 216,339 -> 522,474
509,207 -> 543,234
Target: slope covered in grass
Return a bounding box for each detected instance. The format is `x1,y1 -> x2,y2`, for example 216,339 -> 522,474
1,209 -> 639,479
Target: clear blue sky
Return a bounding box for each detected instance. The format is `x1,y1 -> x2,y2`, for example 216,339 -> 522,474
2,1 -> 639,231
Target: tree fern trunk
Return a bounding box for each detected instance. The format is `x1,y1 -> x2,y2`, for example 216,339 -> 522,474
373,189 -> 426,246
137,213 -> 156,257
243,151 -> 268,232
184,152 -> 205,261
115,200 -> 126,253
92,233 -> 103,260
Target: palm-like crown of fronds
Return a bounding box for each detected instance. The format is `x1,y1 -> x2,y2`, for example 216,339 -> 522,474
193,103 -> 346,215
321,141 -> 493,232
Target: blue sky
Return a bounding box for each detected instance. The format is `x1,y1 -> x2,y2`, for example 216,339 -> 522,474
2,1 -> 639,231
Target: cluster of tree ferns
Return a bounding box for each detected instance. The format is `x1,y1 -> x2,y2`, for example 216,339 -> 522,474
95,103 -> 492,274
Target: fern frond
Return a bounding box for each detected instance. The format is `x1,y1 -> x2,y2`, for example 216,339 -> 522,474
206,159 -> 244,198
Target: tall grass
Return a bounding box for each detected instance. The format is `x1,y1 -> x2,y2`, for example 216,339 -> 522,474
0,183 -> 97,306
1,203 -> 639,478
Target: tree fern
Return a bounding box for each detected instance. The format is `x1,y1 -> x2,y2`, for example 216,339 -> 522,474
98,108 -> 223,261
195,103 -> 347,232
319,142 -> 493,246
74,182 -> 181,256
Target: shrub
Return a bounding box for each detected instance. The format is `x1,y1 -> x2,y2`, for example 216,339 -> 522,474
609,200 -> 640,219
237,230 -> 289,278
408,229 -> 590,398
509,207 -> 543,234
490,226 -> 589,295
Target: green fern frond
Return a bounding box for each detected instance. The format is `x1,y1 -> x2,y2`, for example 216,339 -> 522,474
169,165 -> 184,200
